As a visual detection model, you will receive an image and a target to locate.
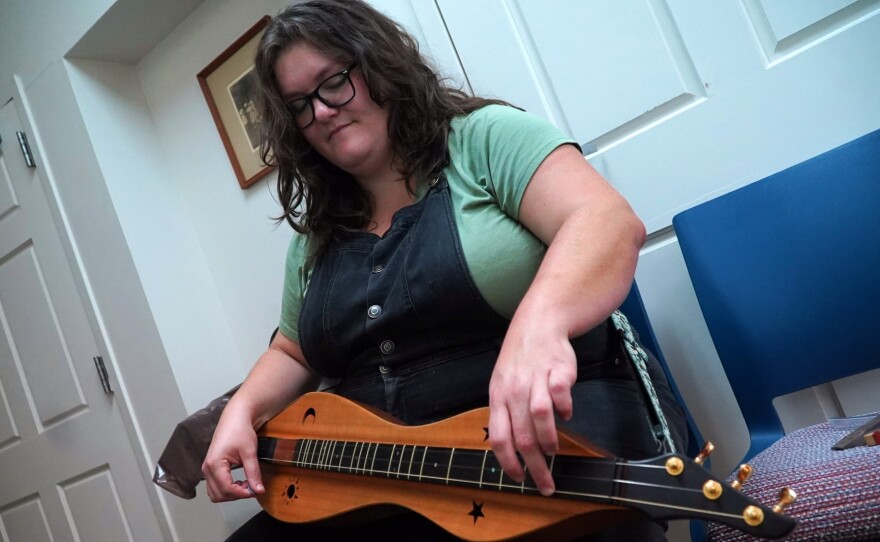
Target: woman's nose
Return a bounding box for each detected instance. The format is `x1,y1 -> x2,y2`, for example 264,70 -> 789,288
312,98 -> 338,122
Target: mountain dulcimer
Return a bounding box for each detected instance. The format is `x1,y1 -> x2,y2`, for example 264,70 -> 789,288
255,392 -> 796,541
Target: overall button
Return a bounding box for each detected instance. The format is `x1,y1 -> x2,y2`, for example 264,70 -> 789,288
380,340 -> 395,355
367,305 -> 382,318
378,365 -> 390,375
371,265 -> 385,274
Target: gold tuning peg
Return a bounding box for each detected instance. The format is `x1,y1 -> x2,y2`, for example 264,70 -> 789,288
702,479 -> 723,500
694,441 -> 715,465
731,463 -> 753,490
665,456 -> 684,476
743,505 -> 764,527
772,487 -> 797,514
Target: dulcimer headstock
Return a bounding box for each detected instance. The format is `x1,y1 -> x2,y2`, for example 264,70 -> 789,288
618,442 -> 796,539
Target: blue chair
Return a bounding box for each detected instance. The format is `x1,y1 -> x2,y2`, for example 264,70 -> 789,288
673,128 -> 880,541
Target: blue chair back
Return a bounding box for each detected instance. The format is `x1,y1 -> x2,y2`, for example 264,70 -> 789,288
673,128 -> 880,463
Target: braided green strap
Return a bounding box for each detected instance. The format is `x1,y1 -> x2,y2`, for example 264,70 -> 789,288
610,310 -> 676,454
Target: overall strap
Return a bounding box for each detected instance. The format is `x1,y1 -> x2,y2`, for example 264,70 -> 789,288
610,310 -> 677,454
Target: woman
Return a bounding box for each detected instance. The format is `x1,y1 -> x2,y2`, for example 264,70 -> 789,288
202,1 -> 687,540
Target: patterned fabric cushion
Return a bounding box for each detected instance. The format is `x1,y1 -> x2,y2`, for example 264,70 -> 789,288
708,423 -> 880,541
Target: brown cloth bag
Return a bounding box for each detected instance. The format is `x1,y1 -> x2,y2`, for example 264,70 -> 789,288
152,384 -> 240,499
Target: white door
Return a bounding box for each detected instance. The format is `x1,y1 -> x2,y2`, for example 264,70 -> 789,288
0,100 -> 165,541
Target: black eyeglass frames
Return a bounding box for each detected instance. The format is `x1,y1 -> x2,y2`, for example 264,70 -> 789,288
286,64 -> 357,129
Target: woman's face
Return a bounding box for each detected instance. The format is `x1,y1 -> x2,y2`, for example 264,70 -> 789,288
275,41 -> 393,181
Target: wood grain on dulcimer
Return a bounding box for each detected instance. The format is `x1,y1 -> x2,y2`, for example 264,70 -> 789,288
255,392 -> 796,542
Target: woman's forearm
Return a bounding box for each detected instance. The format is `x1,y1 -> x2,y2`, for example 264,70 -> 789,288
226,337 -> 321,429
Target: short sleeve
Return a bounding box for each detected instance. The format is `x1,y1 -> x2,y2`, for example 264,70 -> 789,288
442,105 -> 579,318
278,233 -> 313,342
451,105 -> 579,220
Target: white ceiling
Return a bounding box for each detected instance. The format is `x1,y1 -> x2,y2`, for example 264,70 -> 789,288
67,0 -> 205,62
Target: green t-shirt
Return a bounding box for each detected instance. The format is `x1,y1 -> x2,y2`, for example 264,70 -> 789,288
280,104 -> 577,342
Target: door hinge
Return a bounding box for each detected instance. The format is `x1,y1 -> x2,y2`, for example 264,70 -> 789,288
16,131 -> 35,168
93,356 -> 114,395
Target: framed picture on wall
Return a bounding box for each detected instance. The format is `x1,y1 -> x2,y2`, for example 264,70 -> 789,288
198,16 -> 274,189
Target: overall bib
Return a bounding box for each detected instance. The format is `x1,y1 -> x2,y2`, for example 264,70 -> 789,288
297,175 -> 685,461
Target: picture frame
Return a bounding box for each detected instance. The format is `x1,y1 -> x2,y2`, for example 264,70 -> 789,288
198,16 -> 274,189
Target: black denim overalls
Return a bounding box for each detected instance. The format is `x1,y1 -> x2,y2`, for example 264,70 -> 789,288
297,176 -> 685,459
228,176 -> 687,541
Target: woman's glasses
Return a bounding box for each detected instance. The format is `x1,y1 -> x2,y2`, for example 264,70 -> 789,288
286,64 -> 357,129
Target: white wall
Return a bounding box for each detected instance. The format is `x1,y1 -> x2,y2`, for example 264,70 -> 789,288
133,0 -> 302,400
64,59 -> 245,415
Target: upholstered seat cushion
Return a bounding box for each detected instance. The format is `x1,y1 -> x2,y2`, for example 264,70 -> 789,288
708,423 -> 880,541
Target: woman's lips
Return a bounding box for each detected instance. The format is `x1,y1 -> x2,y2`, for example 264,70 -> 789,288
328,122 -> 352,139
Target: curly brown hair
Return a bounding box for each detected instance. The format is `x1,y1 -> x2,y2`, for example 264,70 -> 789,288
255,0 -> 507,257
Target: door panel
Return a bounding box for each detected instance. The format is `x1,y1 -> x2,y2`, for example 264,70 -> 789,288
0,243 -> 86,427
59,467 -> 133,542
515,0 -> 705,143
745,0 -> 873,62
0,159 -> 16,218
0,497 -> 54,542
0,99 -> 164,541
436,0 -> 706,144
0,391 -> 16,451
759,0 -> 857,41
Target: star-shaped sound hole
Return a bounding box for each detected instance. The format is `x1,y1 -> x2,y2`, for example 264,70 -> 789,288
483,427 -> 489,441
468,500 -> 485,524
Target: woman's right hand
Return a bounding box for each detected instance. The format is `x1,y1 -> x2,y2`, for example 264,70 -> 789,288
202,332 -> 320,502
202,404 -> 265,502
